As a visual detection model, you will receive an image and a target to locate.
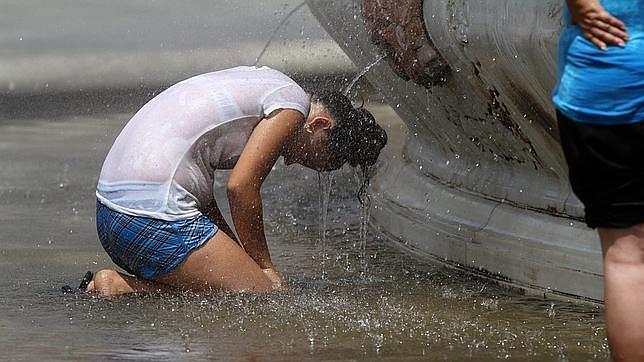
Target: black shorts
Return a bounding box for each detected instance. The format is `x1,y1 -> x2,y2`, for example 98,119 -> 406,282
558,111 -> 644,228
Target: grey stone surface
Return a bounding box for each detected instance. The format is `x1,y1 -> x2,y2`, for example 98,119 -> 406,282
1,0 -> 354,94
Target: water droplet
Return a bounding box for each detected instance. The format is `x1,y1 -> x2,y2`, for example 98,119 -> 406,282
547,303 -> 556,318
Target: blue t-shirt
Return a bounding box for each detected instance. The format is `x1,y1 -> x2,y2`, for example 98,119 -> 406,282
553,0 -> 644,124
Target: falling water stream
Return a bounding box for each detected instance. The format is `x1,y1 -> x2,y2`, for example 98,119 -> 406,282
358,171 -> 372,277
340,55 -> 385,278
253,1 -> 308,66
317,171 -> 332,279
319,168 -> 372,278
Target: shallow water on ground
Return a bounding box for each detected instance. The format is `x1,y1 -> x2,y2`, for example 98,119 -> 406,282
0,108 -> 609,361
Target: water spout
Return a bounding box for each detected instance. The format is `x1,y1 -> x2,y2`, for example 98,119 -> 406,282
253,2 -> 308,66
342,55 -> 384,96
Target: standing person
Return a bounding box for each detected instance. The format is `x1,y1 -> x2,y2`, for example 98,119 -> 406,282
553,0 -> 643,360
84,66 -> 387,296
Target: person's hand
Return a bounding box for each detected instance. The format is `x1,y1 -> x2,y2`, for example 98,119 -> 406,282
567,0 -> 629,50
262,268 -> 287,291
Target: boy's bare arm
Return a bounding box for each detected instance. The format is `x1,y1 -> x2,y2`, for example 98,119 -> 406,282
227,109 -> 303,270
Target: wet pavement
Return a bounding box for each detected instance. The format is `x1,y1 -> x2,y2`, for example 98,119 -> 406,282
0,104 -> 609,361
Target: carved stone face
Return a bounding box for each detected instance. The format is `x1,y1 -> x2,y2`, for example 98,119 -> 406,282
362,0 -> 450,87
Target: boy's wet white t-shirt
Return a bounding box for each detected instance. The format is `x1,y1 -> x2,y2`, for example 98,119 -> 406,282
96,66 -> 310,221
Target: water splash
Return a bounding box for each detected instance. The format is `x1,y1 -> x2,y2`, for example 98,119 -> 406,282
342,55 -> 385,96
318,171 -> 332,279
253,2 -> 308,66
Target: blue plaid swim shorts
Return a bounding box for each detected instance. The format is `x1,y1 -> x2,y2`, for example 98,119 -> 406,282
96,200 -> 218,280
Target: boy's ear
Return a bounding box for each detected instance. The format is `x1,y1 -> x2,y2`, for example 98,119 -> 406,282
308,116 -> 333,131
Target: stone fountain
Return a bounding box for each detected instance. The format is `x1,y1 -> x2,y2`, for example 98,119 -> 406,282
307,0 -> 603,302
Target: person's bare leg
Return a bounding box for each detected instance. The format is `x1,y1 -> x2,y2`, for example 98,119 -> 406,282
87,269 -> 168,296
599,224 -> 644,362
155,230 -> 275,292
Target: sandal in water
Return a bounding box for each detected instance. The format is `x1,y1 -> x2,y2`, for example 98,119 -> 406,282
61,271 -> 94,294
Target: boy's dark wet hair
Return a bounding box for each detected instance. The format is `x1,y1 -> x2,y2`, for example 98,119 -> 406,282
311,91 -> 387,169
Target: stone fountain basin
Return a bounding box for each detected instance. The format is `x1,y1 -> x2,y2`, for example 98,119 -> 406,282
307,0 -> 603,303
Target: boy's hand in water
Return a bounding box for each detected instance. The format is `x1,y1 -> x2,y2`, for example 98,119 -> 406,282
262,268 -> 287,291
567,0 -> 628,50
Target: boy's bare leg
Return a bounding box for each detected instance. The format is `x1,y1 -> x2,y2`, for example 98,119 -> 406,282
599,224 -> 644,362
87,269 -> 167,296
155,230 -> 275,292
89,230 -> 275,296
